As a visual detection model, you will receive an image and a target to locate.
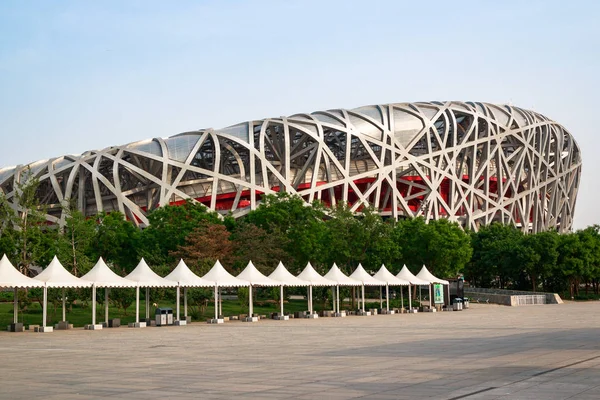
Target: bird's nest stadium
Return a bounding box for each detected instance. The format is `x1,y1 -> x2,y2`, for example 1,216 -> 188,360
0,101 -> 582,232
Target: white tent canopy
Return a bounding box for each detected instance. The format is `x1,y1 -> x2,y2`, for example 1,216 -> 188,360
202,260 -> 249,321
81,258 -> 137,288
237,261 -> 280,287
125,258 -> 177,325
297,262 -> 336,316
396,265 -> 430,285
349,264 -> 385,286
324,263 -> 361,315
34,256 -> 92,288
237,261 -> 279,319
416,265 -> 450,285
0,254 -> 44,288
202,260 -> 249,287
268,262 -> 310,287
324,263 -> 362,286
373,265 -> 411,286
0,254 -> 44,327
165,259 -> 215,287
373,265 -> 411,313
297,262 -> 336,286
164,259 -> 215,323
349,264 -> 385,313
81,258 -> 137,326
268,262 -> 309,317
416,265 -> 450,307
397,265 -> 429,310
125,258 -> 176,288
34,256 -> 92,330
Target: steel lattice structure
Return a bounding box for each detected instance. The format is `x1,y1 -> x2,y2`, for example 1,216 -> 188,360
0,101 -> 581,232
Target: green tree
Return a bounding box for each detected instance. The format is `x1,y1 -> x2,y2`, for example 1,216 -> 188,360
89,212 -> 140,273
139,200 -> 222,265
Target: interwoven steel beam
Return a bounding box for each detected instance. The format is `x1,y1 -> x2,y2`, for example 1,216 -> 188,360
0,101 -> 582,232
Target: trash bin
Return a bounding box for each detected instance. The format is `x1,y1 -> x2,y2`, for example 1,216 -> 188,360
155,308 -> 172,326
166,309 -> 173,325
453,298 -> 463,311
463,298 -> 470,309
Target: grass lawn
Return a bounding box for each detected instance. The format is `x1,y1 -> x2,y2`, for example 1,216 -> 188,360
0,294 -> 414,330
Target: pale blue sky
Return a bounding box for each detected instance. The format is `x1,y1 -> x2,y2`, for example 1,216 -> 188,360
0,0 -> 598,228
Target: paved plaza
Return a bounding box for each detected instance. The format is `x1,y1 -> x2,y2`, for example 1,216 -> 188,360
1,302 -> 599,399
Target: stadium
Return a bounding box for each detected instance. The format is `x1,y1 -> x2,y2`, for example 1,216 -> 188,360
0,101 -> 582,233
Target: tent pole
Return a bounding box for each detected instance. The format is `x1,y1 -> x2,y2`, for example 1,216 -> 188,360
214,285 -> 218,320
380,286 -> 383,309
280,285 -> 284,316
42,286 -> 47,328
176,286 -> 180,321
386,284 -> 389,312
361,285 -> 365,313
336,285 -> 340,314
105,288 -> 109,324
309,285 -> 313,315
219,288 -> 222,317
145,287 -> 150,320
135,286 -> 140,323
400,285 -> 404,312
429,284 -> 432,307
62,288 -> 66,322
184,287 -> 188,318
249,285 -> 253,318
92,285 -> 96,325
13,287 -> 18,324
408,284 -> 412,311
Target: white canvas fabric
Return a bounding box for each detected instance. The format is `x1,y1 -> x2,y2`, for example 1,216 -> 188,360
416,265 -> 450,285
164,259 -> 215,287
125,258 -> 177,287
201,260 -> 249,287
0,254 -> 44,288
373,265 -> 411,286
349,264 -> 385,286
268,262 -> 310,286
34,256 -> 92,288
324,263 -> 362,286
237,261 -> 279,286
297,262 -> 336,286
396,265 -> 430,285
81,257 -> 137,288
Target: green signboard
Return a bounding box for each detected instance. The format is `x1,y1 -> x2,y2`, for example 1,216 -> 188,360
434,284 -> 444,304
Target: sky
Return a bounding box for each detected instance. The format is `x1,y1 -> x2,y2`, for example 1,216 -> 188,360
0,0 -> 599,229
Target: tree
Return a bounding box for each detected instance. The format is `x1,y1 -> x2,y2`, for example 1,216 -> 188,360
89,212 -> 140,273
523,230 -> 558,291
139,200 -> 222,265
55,204 -> 96,276
244,193 -> 327,270
230,222 -> 289,274
171,220 -> 234,275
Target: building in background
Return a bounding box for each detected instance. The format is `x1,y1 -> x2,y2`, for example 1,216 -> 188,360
0,101 -> 582,232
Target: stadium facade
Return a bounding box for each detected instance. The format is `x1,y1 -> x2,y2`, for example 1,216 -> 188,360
0,102 -> 582,233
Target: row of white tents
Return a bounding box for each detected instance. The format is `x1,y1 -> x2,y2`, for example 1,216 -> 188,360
0,254 -> 449,332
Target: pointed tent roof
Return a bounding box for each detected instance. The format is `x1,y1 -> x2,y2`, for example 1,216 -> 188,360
124,258 -> 177,287
164,259 -> 215,287
297,262 -> 336,286
34,256 -> 92,288
373,265 -> 411,286
324,263 -> 362,286
268,262 -> 310,286
201,260 -> 249,287
349,263 -> 386,286
81,258 -> 137,288
237,261 -> 280,286
416,265 -> 450,285
397,265 -> 430,285
0,254 -> 44,288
